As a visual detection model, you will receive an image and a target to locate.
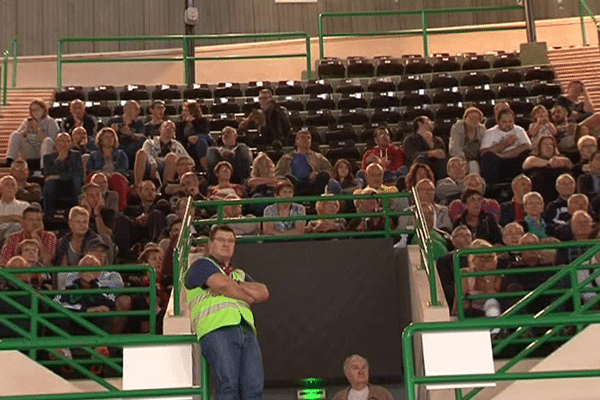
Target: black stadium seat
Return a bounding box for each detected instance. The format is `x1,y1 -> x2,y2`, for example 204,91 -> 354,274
305,80 -> 334,95
338,109 -> 369,125
214,82 -> 243,98
86,102 -> 112,117
88,85 -> 117,101
325,124 -> 359,144
460,71 -> 491,87
183,83 -> 212,99
305,109 -> 337,127
402,105 -> 434,122
152,84 -> 180,100
430,73 -> 459,89
245,81 -> 272,97
530,82 -> 562,97
306,94 -> 336,111
120,84 -> 149,101
48,102 -> 71,119
497,83 -> 529,99
524,66 -> 556,82
471,100 -> 495,118
493,53 -> 522,68
400,90 -> 431,107
432,88 -> 463,105
462,55 -> 491,71
277,96 -> 304,112
397,75 -> 427,92
493,68 -> 523,84
367,77 -> 396,93
370,93 -> 400,108
371,107 -> 401,124
275,80 -> 304,96
242,97 -> 259,115
55,86 -> 85,102
347,57 -> 375,78
336,79 -> 364,94
375,57 -> 405,77
404,57 -> 433,75
464,85 -> 496,102
432,56 -> 461,72
338,93 -> 368,109
436,103 -> 465,120
318,58 -> 346,79
209,113 -> 239,131
211,98 -> 241,114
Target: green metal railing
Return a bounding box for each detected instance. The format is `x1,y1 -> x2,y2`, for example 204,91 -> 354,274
56,32 -> 312,88
402,313 -> 600,400
578,0 -> 600,47
317,5 -> 526,60
1,36 -> 17,107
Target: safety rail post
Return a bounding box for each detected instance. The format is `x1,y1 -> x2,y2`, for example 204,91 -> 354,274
580,0 -> 589,46
421,11 -> 429,57
57,39 -> 63,89
304,33 -> 313,80
11,36 -> 17,88
2,49 -> 7,106
173,196 -> 192,316
183,35 -> 190,86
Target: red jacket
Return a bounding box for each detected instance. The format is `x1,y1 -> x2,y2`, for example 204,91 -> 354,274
361,144 -> 405,171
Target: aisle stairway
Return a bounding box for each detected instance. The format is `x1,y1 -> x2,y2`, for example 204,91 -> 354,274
0,89 -> 54,163
548,45 -> 600,108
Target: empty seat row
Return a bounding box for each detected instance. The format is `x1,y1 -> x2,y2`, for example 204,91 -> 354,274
53,65 -> 556,102
317,53 -> 524,78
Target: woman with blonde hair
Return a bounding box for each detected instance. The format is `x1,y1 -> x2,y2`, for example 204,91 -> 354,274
449,106 -> 486,174
86,127 -> 130,210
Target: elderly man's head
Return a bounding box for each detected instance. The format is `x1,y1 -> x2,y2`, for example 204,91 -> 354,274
503,222 -> 525,246
556,173 -> 576,200
365,163 -> 384,189
415,178 -> 436,203
571,210 -> 594,240
447,157 -> 467,181
511,174 -> 532,202
519,233 -> 541,266
463,173 -> 485,195
0,175 -> 18,201
343,355 -> 369,390
568,193 -> 589,215
451,225 -> 472,250
10,158 -> 29,182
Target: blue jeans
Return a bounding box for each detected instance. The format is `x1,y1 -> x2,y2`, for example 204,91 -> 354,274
200,323 -> 264,400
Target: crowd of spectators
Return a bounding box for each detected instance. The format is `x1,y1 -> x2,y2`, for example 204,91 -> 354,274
1,79 -> 600,371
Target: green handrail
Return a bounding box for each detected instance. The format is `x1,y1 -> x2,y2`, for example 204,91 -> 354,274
317,5 -> 525,60
1,36 -> 17,107
402,313 -> 600,400
56,32 -> 312,88
578,0 -> 600,47
173,195 -> 193,317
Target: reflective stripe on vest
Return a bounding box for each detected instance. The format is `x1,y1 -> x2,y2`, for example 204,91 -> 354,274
185,257 -> 256,339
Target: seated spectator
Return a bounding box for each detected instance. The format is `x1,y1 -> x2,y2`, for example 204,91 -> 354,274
521,191 -> 552,238
62,99 -> 97,145
0,176 -> 30,245
211,194 -> 259,237
1,205 -> 56,266
398,178 -> 452,233
158,219 -> 182,288
134,120 -> 189,186
452,238 -> 503,317
53,254 -> 115,375
556,210 -> 595,265
453,189 -> 502,245
15,240 -> 48,289
108,100 -> 145,169
448,173 -> 501,223
275,129 -> 332,196
176,100 -> 213,170
349,188 -> 394,232
239,88 -> 291,145
577,150 -> 600,201
44,126 -> 96,174
55,207 -> 103,288
556,80 -> 600,133
10,158 -> 42,204
403,116 -> 447,180
449,106 -> 486,174
305,194 -> 346,234
360,126 -> 406,183
0,256 -> 49,339
115,181 -> 167,261
207,126 -> 252,185
5,99 -> 59,170
528,104 -> 557,149
79,183 -> 116,242
577,242 -> 600,304
556,193 -> 591,226
480,109 -> 532,188
497,222 -> 525,270
523,135 -> 573,203
128,244 -> 167,334
90,172 -> 119,213
354,163 -> 403,212
484,100 -> 511,129
331,354 -> 393,400
86,127 -> 130,210
208,161 -> 246,199
436,157 -> 467,206
502,234 -> 555,312
573,135 -> 598,178
500,174 -> 532,226
544,173 -> 576,227
436,225 -> 472,306
404,162 -> 434,192
263,180 -> 305,236
43,133 -> 84,217
166,171 -> 205,210
326,158 -> 360,195
144,100 -> 166,138
163,155 -> 198,196
552,104 -> 587,161
410,202 -> 450,262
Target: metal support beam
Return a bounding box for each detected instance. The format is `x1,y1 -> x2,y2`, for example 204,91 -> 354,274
185,0 -> 195,85
523,0 -> 537,42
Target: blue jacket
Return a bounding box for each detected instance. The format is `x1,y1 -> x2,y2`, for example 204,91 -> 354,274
86,149 -> 129,174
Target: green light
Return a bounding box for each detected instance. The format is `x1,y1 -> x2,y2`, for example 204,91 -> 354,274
297,388 -> 326,400
301,377 -> 324,387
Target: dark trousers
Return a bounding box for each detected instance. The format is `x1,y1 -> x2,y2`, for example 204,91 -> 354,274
481,150 -> 530,190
